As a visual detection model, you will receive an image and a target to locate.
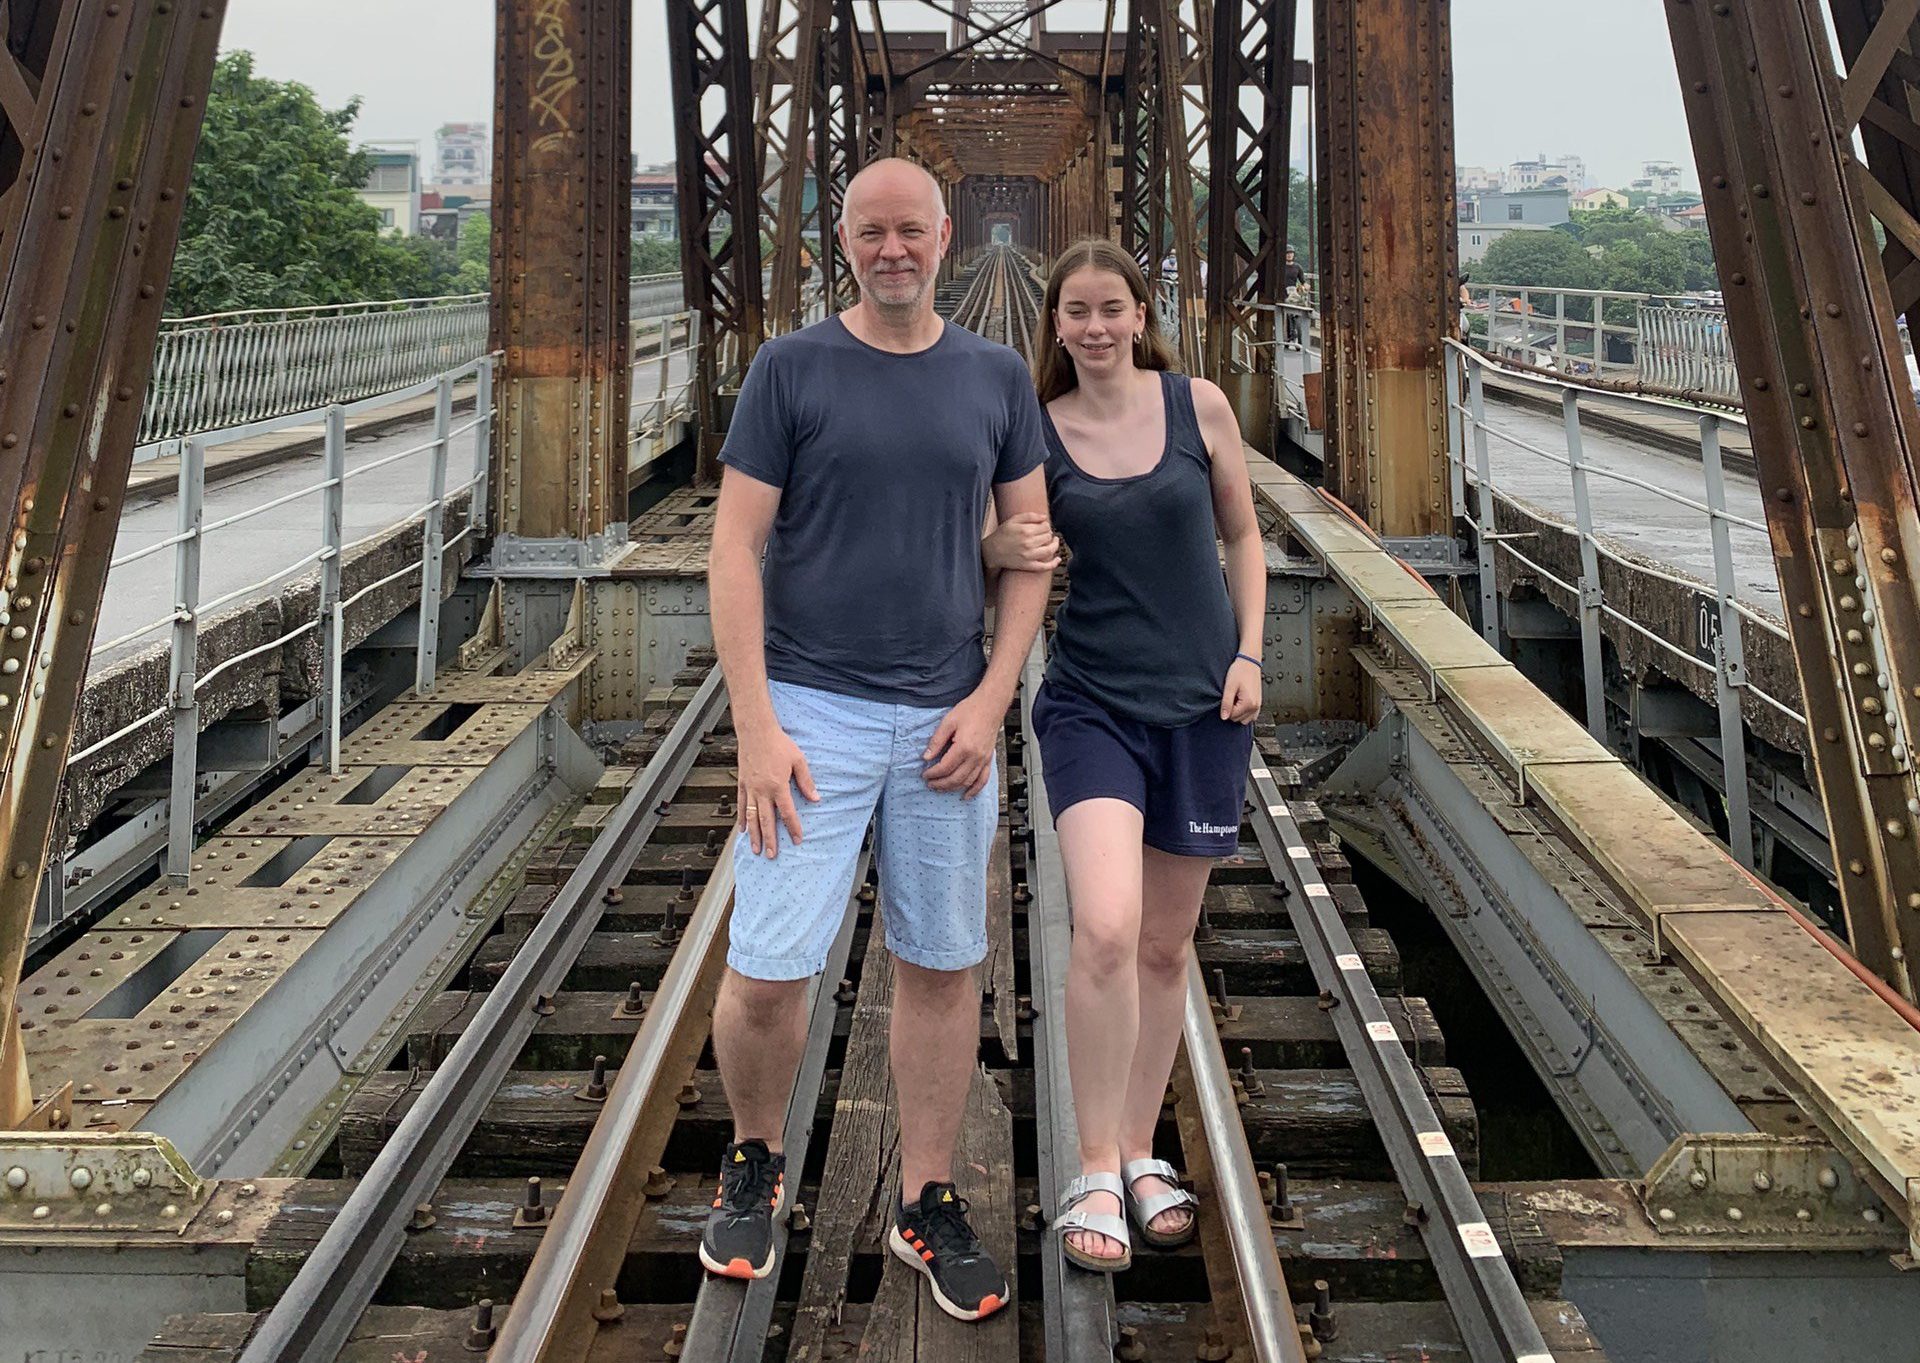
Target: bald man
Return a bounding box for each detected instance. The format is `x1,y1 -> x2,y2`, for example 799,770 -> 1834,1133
701,159 -> 1051,1319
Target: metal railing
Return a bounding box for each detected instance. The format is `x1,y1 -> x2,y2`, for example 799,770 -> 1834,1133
72,356 -> 500,886
1638,303 -> 1738,400
140,297 -> 489,445
138,273 -> 688,447
46,324 -> 726,944
629,309 -> 702,449
1463,284 -> 1738,404
1444,340 -> 1800,868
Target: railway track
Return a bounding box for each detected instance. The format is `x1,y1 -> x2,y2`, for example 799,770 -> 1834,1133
947,245 -> 1043,357
137,261 -> 1614,1363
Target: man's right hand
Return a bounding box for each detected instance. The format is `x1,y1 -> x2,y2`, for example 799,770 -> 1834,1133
735,721 -> 820,857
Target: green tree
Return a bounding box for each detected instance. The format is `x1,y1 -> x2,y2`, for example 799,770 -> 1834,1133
452,212 -> 491,293
632,236 -> 680,275
166,51 -> 432,315
1477,228 -> 1598,292
1285,168 -> 1316,273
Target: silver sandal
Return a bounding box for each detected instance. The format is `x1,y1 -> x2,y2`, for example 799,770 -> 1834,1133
1056,1171 -> 1132,1273
1123,1157 -> 1199,1250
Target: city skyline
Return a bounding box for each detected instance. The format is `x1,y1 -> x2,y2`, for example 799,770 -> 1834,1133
217,1 -> 1700,196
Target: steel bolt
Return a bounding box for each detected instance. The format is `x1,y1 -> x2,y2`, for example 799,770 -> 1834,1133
4,1166 -> 25,1190
1115,1324 -> 1148,1361
521,1177 -> 547,1225
704,828 -> 724,857
678,1081 -> 702,1107
835,977 -> 857,1005
69,1167 -> 91,1191
1309,1279 -> 1338,1342
1239,1047 -> 1264,1096
604,885 -> 623,905
621,981 -> 646,1016
678,868 -> 697,902
465,1299 -> 497,1351
1210,968 -> 1231,1016
1193,905 -> 1217,943
592,1287 -> 625,1323
665,1322 -> 687,1358
533,992 -> 556,1017
658,895 -> 681,945
584,1054 -> 609,1101
408,1202 -> 436,1232
1270,1163 -> 1295,1222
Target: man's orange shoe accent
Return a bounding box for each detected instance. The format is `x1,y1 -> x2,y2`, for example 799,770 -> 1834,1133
718,1257 -> 759,1279
977,1293 -> 1004,1316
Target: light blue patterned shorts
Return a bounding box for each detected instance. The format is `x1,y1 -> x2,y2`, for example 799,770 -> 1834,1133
729,678 -> 999,982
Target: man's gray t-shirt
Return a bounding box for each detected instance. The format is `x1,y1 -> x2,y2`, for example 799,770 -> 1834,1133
718,314 -> 1046,708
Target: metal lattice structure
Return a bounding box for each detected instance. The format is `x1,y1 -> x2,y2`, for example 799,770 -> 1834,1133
1664,0 -> 1920,991
0,0 -> 229,1125
667,0 -> 766,482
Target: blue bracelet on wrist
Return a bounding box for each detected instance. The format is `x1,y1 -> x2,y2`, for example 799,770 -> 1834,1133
1233,652 -> 1262,670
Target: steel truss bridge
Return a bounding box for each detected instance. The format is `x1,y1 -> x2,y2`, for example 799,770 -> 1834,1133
6,2 -> 1920,1361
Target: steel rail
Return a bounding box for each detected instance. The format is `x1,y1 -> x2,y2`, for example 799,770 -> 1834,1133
1018,647 -> 1120,1361
236,667 -> 730,1363
680,854 -> 868,1363
494,830 -> 737,1359
1242,759 -> 1554,1363
1177,953 -> 1310,1363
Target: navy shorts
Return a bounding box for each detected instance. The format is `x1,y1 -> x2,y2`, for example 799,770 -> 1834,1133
1030,681 -> 1254,857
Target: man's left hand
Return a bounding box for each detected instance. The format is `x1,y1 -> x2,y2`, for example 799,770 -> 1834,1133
922,690 -> 1003,797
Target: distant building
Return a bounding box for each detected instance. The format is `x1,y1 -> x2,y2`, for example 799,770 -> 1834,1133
1457,165 -> 1501,193
1572,188 -> 1629,213
435,122 -> 489,189
417,191 -> 460,242
1459,221 -> 1555,265
1671,202 -> 1709,229
1503,152 -> 1586,193
1633,160 -> 1686,196
632,168 -> 678,240
1474,188 -> 1571,227
357,146 -> 420,236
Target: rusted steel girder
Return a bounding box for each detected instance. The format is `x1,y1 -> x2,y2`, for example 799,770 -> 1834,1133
0,0 -> 228,1126
491,0 -> 630,540
1665,0 -> 1920,991
667,0 -> 766,484
1144,0 -> 1205,371
1203,0 -> 1296,439
1314,0 -> 1455,537
815,0 -> 862,310
770,0 -> 831,332
1829,0 -> 1920,332
1122,12 -> 1164,276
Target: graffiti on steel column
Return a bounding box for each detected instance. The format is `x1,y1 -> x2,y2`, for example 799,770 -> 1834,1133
529,0 -> 579,155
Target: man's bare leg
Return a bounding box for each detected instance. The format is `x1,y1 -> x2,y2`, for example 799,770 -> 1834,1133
891,956 -> 981,1196
713,967 -> 812,1151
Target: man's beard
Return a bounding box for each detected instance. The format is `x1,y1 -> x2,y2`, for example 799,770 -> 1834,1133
859,263 -> 930,314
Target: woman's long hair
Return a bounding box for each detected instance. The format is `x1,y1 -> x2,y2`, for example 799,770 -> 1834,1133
1032,238 -> 1181,403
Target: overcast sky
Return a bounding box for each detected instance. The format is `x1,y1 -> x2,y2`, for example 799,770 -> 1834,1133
218,0 -> 1700,192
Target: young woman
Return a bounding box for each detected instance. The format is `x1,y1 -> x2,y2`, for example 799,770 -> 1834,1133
984,238 -> 1266,1271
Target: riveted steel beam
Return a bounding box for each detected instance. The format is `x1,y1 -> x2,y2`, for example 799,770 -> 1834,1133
0,0 -> 229,1127
1664,0 -> 1920,992
1315,0 -> 1455,537
1204,0 -> 1296,436
668,0 -> 766,483
491,0 -> 631,541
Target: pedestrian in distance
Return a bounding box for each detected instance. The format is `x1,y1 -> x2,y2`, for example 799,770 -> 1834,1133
702,157 -> 1054,1323
984,236 -> 1266,1272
